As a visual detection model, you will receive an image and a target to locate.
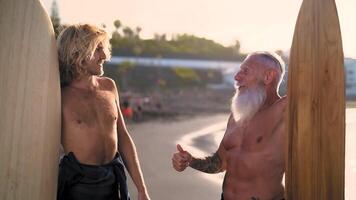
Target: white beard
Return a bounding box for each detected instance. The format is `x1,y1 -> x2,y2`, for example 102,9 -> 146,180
231,84 -> 266,122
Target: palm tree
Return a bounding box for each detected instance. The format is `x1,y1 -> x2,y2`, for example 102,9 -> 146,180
135,26 -> 142,39
123,27 -> 134,38
50,0 -> 61,38
114,20 -> 121,30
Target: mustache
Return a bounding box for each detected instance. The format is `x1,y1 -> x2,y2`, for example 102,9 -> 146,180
234,81 -> 241,89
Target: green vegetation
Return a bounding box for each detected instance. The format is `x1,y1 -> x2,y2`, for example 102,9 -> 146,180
110,29 -> 245,61
50,8 -> 246,61
104,64 -> 222,92
172,68 -> 201,82
347,101 -> 356,108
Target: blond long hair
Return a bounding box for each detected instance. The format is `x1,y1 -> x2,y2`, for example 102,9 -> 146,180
57,24 -> 111,87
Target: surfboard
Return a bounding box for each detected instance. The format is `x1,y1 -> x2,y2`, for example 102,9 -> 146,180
0,0 -> 61,199
286,0 -> 345,199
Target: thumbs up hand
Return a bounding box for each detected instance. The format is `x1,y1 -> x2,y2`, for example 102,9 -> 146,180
172,144 -> 192,172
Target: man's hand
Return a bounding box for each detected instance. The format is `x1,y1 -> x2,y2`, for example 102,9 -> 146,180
172,144 -> 192,172
138,191 -> 150,200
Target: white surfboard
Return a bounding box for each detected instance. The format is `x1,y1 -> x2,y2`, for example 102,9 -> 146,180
0,0 -> 61,199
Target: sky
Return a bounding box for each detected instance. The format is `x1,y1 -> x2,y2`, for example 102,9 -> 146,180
40,0 -> 355,58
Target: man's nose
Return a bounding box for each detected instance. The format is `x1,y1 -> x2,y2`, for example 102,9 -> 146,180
234,71 -> 242,81
100,50 -> 107,60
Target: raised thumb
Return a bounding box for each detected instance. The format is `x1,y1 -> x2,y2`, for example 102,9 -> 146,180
177,144 -> 185,153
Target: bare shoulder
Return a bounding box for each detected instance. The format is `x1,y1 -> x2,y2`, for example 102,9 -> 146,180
97,77 -> 116,90
263,96 -> 287,122
221,114 -> 236,145
226,114 -> 236,128
96,77 -> 119,96
274,96 -> 287,111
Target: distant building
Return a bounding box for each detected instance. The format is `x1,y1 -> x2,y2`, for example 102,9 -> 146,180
345,58 -> 356,98
271,59 -> 356,98
107,56 -> 241,90
109,56 -> 239,70
107,56 -> 356,98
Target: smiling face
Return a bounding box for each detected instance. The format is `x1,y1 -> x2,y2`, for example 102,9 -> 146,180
234,55 -> 266,92
231,55 -> 268,121
83,42 -> 107,76
57,24 -> 111,86
231,52 -> 285,121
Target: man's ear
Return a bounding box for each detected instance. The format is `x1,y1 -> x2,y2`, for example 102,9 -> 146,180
263,69 -> 276,85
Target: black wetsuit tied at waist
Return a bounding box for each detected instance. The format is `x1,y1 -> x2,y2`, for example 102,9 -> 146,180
57,152 -> 130,200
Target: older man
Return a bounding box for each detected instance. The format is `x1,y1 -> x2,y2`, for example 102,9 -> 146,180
172,52 -> 287,200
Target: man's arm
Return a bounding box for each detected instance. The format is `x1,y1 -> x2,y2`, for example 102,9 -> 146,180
188,116 -> 234,173
172,142 -> 227,174
189,152 -> 224,174
172,116 -> 232,174
110,80 -> 149,200
117,122 -> 149,200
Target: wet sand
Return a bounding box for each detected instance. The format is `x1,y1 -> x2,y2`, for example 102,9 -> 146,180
126,113 -> 229,200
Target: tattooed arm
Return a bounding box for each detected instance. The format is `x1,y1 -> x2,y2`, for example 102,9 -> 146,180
188,115 -> 233,173
172,144 -> 226,173
189,152 -> 224,174
188,116 -> 233,173
172,116 -> 231,173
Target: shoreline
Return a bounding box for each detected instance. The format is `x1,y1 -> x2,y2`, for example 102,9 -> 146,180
126,112 -> 229,200
176,120 -> 227,186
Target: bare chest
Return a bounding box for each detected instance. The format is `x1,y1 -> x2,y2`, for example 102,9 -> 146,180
222,118 -> 282,154
222,120 -> 285,174
63,90 -> 118,126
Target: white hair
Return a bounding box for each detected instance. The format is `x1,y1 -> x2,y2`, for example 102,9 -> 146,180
247,51 -> 285,91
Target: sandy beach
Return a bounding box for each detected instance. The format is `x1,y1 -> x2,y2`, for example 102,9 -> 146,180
126,113 -> 229,200
125,109 -> 356,200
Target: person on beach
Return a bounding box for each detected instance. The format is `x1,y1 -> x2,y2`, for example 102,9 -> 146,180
172,52 -> 287,200
57,24 -> 150,200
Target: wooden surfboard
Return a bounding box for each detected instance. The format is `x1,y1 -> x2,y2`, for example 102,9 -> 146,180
0,0 -> 61,199
286,0 -> 345,199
